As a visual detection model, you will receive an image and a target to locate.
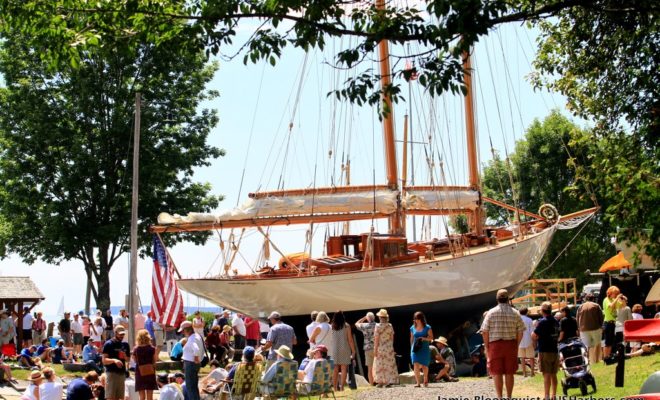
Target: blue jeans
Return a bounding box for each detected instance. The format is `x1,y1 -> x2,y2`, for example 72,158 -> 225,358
183,361 -> 200,400
85,360 -> 103,374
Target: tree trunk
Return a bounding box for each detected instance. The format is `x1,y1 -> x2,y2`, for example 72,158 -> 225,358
95,269 -> 111,311
82,243 -> 115,312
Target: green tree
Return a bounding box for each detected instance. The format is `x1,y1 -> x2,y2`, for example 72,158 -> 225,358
0,1 -> 654,111
0,27 -> 223,310
449,214 -> 469,234
532,1 -> 659,260
482,111 -> 614,286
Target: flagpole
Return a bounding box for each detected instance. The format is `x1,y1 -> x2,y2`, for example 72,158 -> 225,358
128,92 -> 141,348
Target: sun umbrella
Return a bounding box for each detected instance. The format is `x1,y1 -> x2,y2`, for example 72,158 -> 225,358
599,251 -> 632,273
646,279 -> 660,306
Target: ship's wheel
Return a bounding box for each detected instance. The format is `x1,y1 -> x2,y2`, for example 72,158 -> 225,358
539,203 -> 559,224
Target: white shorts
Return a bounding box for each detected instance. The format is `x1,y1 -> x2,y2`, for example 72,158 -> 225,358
518,345 -> 535,359
580,329 -> 602,348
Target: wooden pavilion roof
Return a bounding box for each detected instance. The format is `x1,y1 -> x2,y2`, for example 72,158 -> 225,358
0,276 -> 45,301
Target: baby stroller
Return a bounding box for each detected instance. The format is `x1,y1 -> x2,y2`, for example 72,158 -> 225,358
558,338 -> 597,396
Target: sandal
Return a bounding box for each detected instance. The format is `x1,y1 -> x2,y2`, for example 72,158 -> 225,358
414,384 -> 421,388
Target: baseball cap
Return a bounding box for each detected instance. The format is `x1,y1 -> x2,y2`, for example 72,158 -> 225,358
268,311 -> 281,320
243,346 -> 255,357
114,325 -> 126,334
178,320 -> 193,333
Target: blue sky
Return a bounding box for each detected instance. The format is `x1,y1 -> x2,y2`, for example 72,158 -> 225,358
1,21 -> 574,317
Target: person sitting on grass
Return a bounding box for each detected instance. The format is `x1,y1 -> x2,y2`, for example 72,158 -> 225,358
52,339 -> 74,364
169,338 -> 186,362
35,339 -> 52,363
0,355 -> 16,382
83,338 -> 103,374
19,345 -> 43,369
429,337 -> 459,382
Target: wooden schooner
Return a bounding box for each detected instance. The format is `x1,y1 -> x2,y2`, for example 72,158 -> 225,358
150,3 -> 596,327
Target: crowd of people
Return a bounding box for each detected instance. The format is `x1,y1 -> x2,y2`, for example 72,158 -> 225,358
3,282 -> 655,400
480,285 -> 658,400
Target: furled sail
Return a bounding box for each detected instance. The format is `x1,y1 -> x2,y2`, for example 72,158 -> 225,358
157,190 -> 398,225
402,189 -> 480,211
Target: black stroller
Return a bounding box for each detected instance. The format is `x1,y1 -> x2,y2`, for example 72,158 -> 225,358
558,338 -> 597,396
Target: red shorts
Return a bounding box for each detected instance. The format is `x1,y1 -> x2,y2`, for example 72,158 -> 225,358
487,340 -> 518,375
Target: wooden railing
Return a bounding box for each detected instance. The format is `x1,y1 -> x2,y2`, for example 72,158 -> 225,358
511,278 -> 578,315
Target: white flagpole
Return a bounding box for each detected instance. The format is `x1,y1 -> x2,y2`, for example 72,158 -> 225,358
128,92 -> 141,348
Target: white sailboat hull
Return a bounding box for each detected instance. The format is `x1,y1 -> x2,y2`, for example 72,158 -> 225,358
178,227 -> 556,317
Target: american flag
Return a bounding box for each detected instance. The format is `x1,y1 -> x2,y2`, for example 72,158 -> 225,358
152,235 -> 184,327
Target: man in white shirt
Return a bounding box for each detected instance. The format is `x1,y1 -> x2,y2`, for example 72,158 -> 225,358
517,307 -> 535,377
180,321 -> 205,400
40,367 -> 63,400
157,374 -> 183,400
22,307 -> 34,348
305,311 -> 319,342
113,310 -> 129,343
71,314 -> 84,356
231,313 -> 246,350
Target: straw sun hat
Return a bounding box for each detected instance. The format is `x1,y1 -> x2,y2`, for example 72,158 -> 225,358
376,309 -> 389,318
29,371 -> 44,381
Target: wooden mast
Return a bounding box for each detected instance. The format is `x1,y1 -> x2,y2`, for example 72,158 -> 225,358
462,49 -> 483,234
376,0 -> 402,234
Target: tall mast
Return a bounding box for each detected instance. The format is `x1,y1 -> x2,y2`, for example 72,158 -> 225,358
376,0 -> 402,234
462,49 -> 483,234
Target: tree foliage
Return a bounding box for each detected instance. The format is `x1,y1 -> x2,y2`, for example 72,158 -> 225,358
532,0 -> 659,260
0,23 -> 223,310
482,111 -> 614,286
0,1 -> 654,113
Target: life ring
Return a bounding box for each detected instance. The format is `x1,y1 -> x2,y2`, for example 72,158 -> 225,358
538,204 -> 559,224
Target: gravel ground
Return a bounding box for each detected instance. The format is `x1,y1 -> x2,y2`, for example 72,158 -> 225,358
356,378 -> 498,400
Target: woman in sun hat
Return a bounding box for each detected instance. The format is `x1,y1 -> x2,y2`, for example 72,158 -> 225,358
372,309 -> 397,387
24,370 -> 44,400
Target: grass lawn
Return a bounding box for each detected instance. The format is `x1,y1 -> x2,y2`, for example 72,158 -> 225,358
513,354 -> 660,398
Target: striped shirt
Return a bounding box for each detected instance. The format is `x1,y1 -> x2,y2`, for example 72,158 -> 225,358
481,304 -> 525,342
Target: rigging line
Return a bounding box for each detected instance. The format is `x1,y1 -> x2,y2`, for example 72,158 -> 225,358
438,94 -> 459,186
277,52 -> 310,190
203,230 -> 225,277
236,61 -> 268,206
534,214 -> 595,277
258,54 -> 309,191
289,52 -> 319,187
514,28 -> 551,113
521,28 -> 559,110
496,29 -> 525,141
475,53 -> 512,223
485,33 -> 520,215
496,30 -> 533,221
328,37 -> 339,186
